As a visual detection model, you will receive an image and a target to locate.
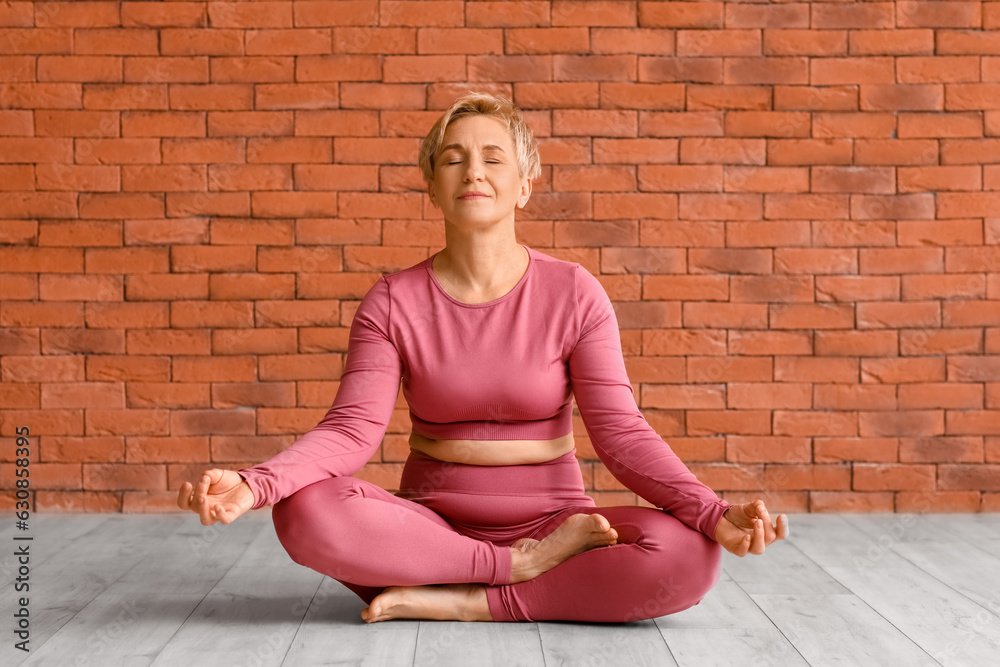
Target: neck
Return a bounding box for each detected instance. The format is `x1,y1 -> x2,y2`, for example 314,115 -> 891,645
436,226 -> 525,291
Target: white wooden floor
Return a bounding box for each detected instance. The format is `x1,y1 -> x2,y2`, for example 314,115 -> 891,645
1,513 -> 998,666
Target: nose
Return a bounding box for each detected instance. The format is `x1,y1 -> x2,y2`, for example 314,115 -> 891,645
463,157 -> 484,181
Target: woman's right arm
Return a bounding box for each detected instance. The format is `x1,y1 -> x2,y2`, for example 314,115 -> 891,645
177,276 -> 403,520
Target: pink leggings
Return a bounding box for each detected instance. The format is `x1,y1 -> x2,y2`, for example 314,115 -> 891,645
271,449 -> 722,622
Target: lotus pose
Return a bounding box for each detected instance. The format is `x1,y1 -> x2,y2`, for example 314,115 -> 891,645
178,93 -> 788,624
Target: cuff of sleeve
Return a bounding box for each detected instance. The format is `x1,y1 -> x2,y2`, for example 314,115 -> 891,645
237,470 -> 267,510
703,497 -> 731,541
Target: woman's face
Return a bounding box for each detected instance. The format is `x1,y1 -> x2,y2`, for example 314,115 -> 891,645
427,114 -> 532,228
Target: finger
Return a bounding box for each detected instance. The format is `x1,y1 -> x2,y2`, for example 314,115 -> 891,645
775,513 -> 789,541
735,531 -> 751,558
750,518 -> 766,555
195,473 -> 214,525
177,481 -> 191,510
756,501 -> 776,544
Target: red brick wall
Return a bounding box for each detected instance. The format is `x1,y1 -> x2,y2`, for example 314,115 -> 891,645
1,1 -> 998,514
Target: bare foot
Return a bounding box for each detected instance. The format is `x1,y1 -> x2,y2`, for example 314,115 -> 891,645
361,584 -> 490,623
509,513 -> 618,584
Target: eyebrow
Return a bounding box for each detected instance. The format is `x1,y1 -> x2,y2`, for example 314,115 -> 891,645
438,143 -> 507,155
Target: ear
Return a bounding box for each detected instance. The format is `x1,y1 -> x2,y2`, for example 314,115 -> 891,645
515,176 -> 532,209
427,180 -> 439,209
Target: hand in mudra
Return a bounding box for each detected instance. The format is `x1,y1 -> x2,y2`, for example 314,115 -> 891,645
714,499 -> 788,557
177,469 -> 255,526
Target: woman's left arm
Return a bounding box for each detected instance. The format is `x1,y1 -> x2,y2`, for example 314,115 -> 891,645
567,265 -> 787,552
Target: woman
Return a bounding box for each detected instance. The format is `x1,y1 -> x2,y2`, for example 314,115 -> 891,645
178,93 -> 788,624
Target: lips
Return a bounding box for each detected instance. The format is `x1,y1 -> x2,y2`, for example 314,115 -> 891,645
459,192 -> 489,199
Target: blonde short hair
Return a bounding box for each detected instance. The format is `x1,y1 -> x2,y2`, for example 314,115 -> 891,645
418,92 -> 541,184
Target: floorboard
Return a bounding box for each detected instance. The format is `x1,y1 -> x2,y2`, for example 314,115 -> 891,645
1,513 -> 998,667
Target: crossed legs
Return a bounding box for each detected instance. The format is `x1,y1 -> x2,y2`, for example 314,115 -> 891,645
271,475 -> 722,623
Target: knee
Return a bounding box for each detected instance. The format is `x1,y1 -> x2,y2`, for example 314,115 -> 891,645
272,476 -> 359,565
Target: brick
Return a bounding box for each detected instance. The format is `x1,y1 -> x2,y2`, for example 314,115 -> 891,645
254,82 -> 340,110
638,57 -> 722,84
76,27 -> 160,56
860,248 -> 943,274
294,54 -> 377,83
730,276 -> 813,303
40,435 -> 123,463
84,463 -> 165,490
905,274 -> 985,301
814,331 -> 897,357
170,184 -> 250,214
332,26 -> 415,54
122,165 -> 207,192
680,139 -> 765,167
860,410 -> 945,437
687,356 -> 772,383
171,245 -> 256,272
0,109 -> 32,133
295,164 -> 379,192
857,301 -> 940,329
939,464 -> 1000,491
259,354 -> 341,381
258,246 -> 342,273
592,193 -> 673,220
638,165 -> 720,192
763,29 -> 846,56
210,435 -> 293,462
0,328 -> 39,355
947,410 -> 1000,436
687,410 -> 770,436
171,409 -> 255,436
172,356 -> 257,382
38,222 -> 117,251
126,273 -> 208,301
125,219 -> 209,246
728,331 -> 812,356
38,55 -> 121,83
773,410 -> 858,437
43,330 -> 124,356
683,303 -> 768,329
726,437 -> 810,463
862,357 -> 945,383
643,275 -> 727,301
900,328 -> 982,356
169,83 -> 253,110
211,382 -> 296,408
557,221 -> 641,249
775,356 -> 858,383
944,301 -> 1000,327
86,356 -> 170,382
38,274 -> 121,302
813,384 -> 896,411
771,304 -> 855,330
122,3 -> 207,28
0,137 -> 73,163
767,138 -> 853,166
816,276 -> 899,302
766,464 -> 851,491
127,329 -> 211,356
162,138 -> 243,164
466,1 -> 548,27
39,382 -> 124,410
0,27 -> 74,55
814,438 -> 898,463
84,247 -> 170,274
0,382 -> 38,410
642,329 -> 726,357
34,491 -> 121,512
1,301 -> 84,328
121,110 -> 206,138
899,115 -> 983,140
688,249 -> 771,275
0,219 -> 38,244
78,137 -> 160,166
86,409 -> 170,437
728,383 -> 812,410
127,382 -> 211,409
171,301 -> 254,328
855,139 -> 939,166
592,28 -> 675,55
900,436 -> 983,463
0,273 -> 36,300
212,328 -> 297,355
642,384 -> 724,410
853,464 -> 936,492
624,357 -> 685,383
79,193 -> 164,220
897,492 -> 982,513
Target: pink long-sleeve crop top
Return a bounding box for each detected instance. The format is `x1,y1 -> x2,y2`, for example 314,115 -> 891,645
237,245 -> 729,538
